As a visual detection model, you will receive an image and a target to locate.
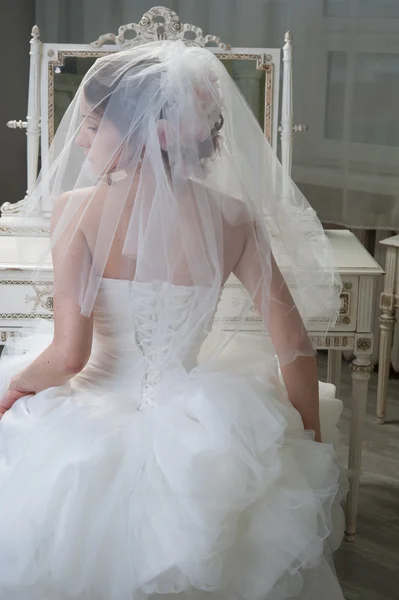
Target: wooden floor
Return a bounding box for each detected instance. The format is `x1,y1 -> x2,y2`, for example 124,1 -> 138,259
317,354 -> 399,600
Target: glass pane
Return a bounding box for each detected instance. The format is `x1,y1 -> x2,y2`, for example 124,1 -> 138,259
324,51 -> 399,146
52,56 -> 266,141
324,0 -> 399,18
351,53 -> 399,146
325,52 -> 347,141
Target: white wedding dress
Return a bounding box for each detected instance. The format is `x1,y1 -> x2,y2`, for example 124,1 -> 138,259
0,279 -> 345,600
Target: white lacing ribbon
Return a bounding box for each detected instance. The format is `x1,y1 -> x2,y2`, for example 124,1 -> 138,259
132,287 -> 192,410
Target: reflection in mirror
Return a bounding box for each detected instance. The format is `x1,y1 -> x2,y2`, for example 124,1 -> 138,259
221,59 -> 266,128
51,56 -> 269,141
54,57 -> 98,133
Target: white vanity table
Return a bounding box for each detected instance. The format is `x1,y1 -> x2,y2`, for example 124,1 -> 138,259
313,230 -> 383,542
0,6 -> 383,541
0,236 -> 52,340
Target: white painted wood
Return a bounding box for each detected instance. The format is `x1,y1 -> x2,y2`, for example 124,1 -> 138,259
382,246 -> 396,291
0,237 -> 52,270
325,230 -> 383,275
390,247 -> 399,371
308,274 -> 358,333
346,352 -> 373,542
381,234 -> 399,248
376,236 -> 399,423
377,311 -> 396,424
6,120 -> 28,130
372,231 -> 387,365
357,277 -> 377,332
89,6 -> 230,50
389,309 -> 399,371
327,349 -> 342,397
0,237 -> 53,333
281,32 -> 294,178
26,26 -> 42,199
316,231 -> 382,539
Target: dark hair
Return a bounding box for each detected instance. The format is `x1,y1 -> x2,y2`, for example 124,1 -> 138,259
84,56 -> 224,164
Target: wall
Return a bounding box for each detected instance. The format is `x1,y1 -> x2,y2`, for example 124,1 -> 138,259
0,0 -> 35,204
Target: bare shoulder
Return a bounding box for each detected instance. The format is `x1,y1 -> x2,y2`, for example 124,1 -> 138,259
51,186 -> 106,232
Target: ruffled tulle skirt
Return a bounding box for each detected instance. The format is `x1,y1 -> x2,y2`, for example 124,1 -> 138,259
0,326 -> 345,600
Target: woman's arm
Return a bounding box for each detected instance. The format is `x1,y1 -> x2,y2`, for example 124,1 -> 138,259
0,195 -> 94,418
233,226 -> 322,442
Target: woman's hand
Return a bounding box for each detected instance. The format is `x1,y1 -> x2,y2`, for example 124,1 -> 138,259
0,376 -> 33,420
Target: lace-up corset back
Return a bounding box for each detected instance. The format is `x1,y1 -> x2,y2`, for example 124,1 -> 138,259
90,280 -> 212,396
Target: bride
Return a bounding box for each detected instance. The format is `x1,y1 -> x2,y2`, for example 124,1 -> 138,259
0,41 -> 345,599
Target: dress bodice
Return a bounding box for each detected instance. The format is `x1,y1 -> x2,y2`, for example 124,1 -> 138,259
81,279 -> 214,406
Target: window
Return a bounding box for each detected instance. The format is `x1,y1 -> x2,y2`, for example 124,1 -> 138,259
293,0 -> 399,192
324,0 -> 399,19
325,51 -> 399,147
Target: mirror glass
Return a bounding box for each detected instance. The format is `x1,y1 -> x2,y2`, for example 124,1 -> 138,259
51,55 -> 269,142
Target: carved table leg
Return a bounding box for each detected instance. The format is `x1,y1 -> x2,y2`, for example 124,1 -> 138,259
327,349 -> 342,397
345,351 -> 373,542
377,304 -> 396,424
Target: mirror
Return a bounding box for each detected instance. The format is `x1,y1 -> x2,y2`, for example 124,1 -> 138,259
53,56 -> 98,134
49,52 -> 274,145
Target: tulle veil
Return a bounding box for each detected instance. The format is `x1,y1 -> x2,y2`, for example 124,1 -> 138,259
21,39 -> 341,368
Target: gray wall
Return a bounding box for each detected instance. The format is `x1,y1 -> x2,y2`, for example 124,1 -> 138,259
35,0 -> 284,47
0,0 -> 35,204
